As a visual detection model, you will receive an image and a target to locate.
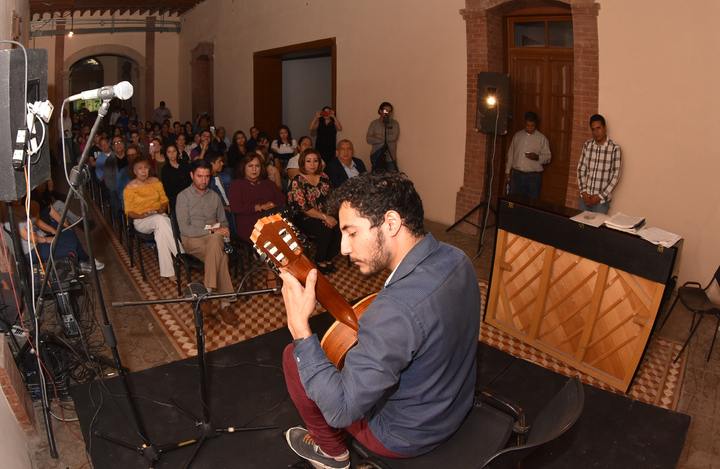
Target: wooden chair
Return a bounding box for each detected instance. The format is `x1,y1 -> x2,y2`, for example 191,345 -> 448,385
660,265 -> 720,363
353,376 -> 584,469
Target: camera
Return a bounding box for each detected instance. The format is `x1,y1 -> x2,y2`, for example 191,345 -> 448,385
321,111 -> 329,116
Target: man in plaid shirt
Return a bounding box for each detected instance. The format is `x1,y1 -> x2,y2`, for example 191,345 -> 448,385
577,114 -> 621,214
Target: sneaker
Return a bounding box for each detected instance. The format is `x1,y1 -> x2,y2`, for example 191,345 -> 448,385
79,259 -> 105,273
285,426 -> 350,469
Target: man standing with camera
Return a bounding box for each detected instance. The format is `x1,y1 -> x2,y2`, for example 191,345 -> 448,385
366,102 -> 400,171
505,111 -> 551,200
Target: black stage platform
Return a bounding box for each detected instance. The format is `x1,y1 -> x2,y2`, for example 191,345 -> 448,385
71,313 -> 690,468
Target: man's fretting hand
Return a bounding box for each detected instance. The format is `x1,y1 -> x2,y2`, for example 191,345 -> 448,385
279,269 -> 317,340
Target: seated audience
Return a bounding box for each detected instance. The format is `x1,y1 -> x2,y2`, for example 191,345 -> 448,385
184,121 -> 194,140
271,125 -> 297,173
228,153 -> 286,289
226,130 -> 248,179
116,144 -> 141,209
191,130 -> 212,161
211,126 -> 229,154
161,144 -> 192,211
324,139 -> 367,189
175,159 -> 238,325
205,151 -> 236,238
247,126 -> 259,151
187,132 -> 200,154
287,149 -> 340,275
255,145 -> 282,190
175,134 -> 191,164
149,136 -> 166,180
286,136 -> 318,181
8,200 -> 103,273
123,156 -> 178,282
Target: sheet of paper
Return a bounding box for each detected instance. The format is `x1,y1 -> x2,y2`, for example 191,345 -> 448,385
637,227 -> 682,248
570,211 -> 609,228
203,223 -> 221,230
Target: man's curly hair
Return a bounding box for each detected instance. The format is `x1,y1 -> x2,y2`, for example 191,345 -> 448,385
327,172 -> 424,237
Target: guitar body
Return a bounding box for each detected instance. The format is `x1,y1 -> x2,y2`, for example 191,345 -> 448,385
321,293 -> 377,370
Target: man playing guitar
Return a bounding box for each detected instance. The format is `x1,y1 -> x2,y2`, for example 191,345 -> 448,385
279,172 -> 481,468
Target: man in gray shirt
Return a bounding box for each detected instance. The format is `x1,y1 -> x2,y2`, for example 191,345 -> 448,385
175,159 -> 238,325
504,111 -> 551,199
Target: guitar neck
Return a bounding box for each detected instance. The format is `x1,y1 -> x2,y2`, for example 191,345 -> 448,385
288,255 -> 359,332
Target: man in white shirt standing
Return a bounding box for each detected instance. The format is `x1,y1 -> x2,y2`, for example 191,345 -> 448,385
505,111 -> 552,199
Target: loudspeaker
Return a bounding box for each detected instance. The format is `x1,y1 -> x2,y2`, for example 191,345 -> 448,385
475,72 -> 510,135
0,48 -> 51,202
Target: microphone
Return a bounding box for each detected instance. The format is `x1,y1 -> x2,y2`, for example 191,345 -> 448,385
67,81 -> 134,102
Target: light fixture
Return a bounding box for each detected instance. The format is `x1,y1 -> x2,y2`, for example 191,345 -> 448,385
487,96 -> 496,107
68,10 -> 74,37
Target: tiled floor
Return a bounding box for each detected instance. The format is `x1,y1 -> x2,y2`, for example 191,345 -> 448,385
22,197 -> 719,468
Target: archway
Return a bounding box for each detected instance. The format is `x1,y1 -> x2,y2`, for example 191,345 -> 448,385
63,44 -> 146,123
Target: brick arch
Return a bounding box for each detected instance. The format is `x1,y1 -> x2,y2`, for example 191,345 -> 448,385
454,0 -> 599,233
61,44 -> 146,120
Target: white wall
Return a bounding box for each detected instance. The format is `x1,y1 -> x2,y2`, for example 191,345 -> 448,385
282,57 -> 332,147
598,0 -> 720,284
178,0 -> 468,226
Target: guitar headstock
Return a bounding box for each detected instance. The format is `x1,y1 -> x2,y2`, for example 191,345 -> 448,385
250,214 -> 304,270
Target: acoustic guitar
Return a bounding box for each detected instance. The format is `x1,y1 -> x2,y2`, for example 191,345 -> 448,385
250,214 -> 377,369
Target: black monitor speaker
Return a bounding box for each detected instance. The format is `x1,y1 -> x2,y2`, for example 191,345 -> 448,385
475,72 -> 510,135
0,48 -> 51,202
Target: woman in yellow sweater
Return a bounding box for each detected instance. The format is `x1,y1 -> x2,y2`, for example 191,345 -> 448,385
123,156 -> 179,282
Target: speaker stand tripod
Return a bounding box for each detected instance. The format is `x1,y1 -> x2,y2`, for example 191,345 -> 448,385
446,133 -> 499,258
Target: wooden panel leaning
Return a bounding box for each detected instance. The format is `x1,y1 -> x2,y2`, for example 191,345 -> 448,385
486,196 -> 681,392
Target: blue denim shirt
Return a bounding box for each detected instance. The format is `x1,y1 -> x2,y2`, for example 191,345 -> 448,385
294,234 -> 480,456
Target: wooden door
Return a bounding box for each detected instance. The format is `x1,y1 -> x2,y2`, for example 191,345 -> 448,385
507,17 -> 574,206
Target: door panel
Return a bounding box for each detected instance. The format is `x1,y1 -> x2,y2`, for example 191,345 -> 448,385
542,57 -> 574,203
508,18 -> 573,206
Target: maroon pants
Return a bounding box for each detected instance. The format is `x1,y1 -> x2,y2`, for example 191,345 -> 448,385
283,343 -> 410,458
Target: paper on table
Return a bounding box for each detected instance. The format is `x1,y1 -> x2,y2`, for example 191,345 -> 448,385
637,227 -> 681,248
570,211 -> 609,228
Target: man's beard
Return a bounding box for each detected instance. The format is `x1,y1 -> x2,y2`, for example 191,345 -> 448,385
355,228 -> 391,280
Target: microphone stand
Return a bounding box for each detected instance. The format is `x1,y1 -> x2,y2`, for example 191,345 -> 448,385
30,99 -> 169,464
107,283 -> 279,468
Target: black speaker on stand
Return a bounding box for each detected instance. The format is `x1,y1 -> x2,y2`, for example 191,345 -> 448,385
0,48 -> 51,202
447,72 -> 510,258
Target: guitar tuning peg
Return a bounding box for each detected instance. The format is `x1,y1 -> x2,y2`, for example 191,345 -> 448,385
267,259 -> 277,270
255,250 -> 268,263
